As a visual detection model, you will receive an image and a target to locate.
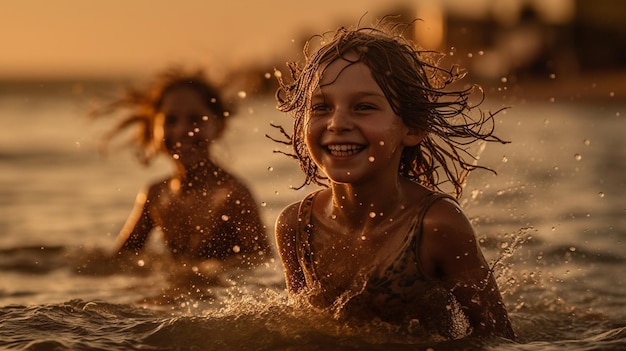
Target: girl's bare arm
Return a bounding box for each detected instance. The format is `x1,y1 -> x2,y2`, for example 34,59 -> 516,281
420,199 -> 515,339
275,202 -> 306,294
113,188 -> 154,256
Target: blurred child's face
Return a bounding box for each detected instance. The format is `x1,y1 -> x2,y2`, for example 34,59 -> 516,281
154,87 -> 224,166
304,55 -> 420,185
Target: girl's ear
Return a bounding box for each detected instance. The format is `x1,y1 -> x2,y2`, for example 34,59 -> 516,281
403,127 -> 426,147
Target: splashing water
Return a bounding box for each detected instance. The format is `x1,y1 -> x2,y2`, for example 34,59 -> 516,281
0,91 -> 624,350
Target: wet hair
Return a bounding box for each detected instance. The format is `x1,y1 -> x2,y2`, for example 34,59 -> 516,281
270,20 -> 508,197
95,66 -> 231,165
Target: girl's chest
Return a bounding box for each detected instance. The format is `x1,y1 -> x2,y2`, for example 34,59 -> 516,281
307,222 -> 414,292
150,188 -> 230,230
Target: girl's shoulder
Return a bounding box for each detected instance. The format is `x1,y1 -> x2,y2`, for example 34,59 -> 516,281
145,177 -> 172,195
402,181 -> 455,207
276,189 -> 327,233
402,183 -> 464,233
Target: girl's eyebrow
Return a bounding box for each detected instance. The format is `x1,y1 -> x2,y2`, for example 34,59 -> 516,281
311,90 -> 386,100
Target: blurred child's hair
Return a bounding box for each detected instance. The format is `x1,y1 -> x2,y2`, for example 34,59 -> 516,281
94,66 -> 232,165
271,19 -> 508,197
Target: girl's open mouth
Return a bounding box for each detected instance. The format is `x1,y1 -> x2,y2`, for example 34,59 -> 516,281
325,144 -> 365,157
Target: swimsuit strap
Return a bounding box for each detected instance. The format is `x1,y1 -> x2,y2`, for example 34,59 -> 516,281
412,192 -> 459,279
296,190 -> 323,276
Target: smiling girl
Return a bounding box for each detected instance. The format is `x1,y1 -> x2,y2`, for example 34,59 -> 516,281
271,22 -> 515,340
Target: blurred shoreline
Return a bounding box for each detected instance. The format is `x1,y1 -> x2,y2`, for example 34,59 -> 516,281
1,69 -> 625,104
495,70 -> 626,103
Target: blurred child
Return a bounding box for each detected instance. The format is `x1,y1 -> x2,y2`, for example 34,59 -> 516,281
271,22 -> 515,340
98,67 -> 271,283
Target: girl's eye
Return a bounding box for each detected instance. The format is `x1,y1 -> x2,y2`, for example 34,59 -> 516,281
310,104 -> 330,114
190,114 -> 204,125
164,115 -> 178,125
355,103 -> 376,111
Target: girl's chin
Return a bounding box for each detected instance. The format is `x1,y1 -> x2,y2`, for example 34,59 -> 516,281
325,171 -> 358,184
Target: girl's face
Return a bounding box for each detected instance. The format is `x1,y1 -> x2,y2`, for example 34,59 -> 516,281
154,87 -> 224,166
304,55 -> 422,186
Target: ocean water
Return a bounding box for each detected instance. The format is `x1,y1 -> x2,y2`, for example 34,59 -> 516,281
0,81 -> 624,350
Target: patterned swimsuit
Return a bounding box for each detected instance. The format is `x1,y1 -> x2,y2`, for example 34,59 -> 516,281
295,190 -> 469,338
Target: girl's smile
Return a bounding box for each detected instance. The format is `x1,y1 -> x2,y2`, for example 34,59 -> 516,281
324,143 -> 365,157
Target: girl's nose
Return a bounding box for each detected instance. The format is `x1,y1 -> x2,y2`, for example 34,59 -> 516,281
327,109 -> 352,133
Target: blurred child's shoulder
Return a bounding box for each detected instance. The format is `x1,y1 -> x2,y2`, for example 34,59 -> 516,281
143,177 -> 174,198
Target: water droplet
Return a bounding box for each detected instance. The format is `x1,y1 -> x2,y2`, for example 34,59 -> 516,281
360,235 -> 367,240
467,52 -> 473,58
598,192 -> 605,198
574,154 -> 582,161
378,141 -> 385,146
202,115 -> 209,121
238,91 -> 247,98
267,166 -> 274,172
549,73 -> 556,79
346,172 -> 351,176
369,212 -> 376,218
500,76 -> 508,83
569,246 -> 576,252
173,154 -> 180,160
609,91 -> 615,98
502,156 -> 508,163
264,72 -> 271,79
368,156 -> 375,162
137,260 -> 145,267
261,202 -> 267,207
583,139 -> 590,146
188,131 -> 194,136
478,50 -> 484,55
331,214 -> 337,220
221,215 -> 230,221
232,245 -> 241,253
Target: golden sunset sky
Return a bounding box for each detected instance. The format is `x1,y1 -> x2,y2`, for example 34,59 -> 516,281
0,0 -> 573,79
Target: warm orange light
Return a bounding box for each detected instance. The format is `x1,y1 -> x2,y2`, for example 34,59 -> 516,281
414,1 -> 446,50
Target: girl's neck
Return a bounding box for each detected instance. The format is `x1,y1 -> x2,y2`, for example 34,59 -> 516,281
329,179 -> 407,227
174,158 -> 221,181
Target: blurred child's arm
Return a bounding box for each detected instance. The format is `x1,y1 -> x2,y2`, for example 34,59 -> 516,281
113,188 -> 154,256
420,198 -> 515,339
275,202 -> 306,294
225,184 -> 272,266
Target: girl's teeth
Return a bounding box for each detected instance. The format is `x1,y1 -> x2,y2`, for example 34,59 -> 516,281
327,144 -> 362,156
